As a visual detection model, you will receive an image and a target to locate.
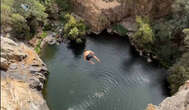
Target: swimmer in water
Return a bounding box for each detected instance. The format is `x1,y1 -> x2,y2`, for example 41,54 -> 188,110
83,49 -> 100,64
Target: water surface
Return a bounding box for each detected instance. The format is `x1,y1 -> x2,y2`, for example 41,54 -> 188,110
41,34 -> 168,110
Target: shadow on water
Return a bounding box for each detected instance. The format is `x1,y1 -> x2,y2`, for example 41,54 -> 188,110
67,41 -> 86,58
40,45 -> 58,61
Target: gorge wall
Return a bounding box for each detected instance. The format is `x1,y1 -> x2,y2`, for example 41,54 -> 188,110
146,81 -> 189,110
1,37 -> 49,110
71,0 -> 173,33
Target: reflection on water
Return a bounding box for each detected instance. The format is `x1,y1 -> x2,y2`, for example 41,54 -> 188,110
41,34 -> 169,110
41,45 -> 58,61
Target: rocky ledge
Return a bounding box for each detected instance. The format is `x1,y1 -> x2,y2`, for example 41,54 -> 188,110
1,37 -> 49,110
146,80 -> 189,110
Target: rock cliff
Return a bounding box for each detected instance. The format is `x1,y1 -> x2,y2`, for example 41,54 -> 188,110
71,0 -> 173,33
1,37 -> 49,110
146,80 -> 189,110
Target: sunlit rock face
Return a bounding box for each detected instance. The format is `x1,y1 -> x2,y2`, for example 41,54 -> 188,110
1,37 -> 49,110
71,0 -> 173,33
146,81 -> 189,110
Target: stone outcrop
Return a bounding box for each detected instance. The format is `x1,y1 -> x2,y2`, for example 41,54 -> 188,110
71,0 -> 173,33
1,37 -> 27,64
40,32 -> 57,47
1,37 -> 49,110
146,80 -> 189,110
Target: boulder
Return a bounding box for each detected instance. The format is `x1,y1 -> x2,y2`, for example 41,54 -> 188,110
40,32 -> 57,48
44,33 -> 57,45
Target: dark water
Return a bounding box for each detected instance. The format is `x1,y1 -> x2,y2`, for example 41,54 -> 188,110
41,34 -> 168,110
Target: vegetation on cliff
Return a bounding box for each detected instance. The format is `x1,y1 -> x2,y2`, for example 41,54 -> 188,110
63,14 -> 86,43
151,0 -> 189,67
1,0 -> 86,44
153,0 -> 189,94
55,0 -> 87,44
168,29 -> 189,94
112,24 -> 128,36
1,0 -> 50,38
132,16 -> 154,52
130,0 -> 189,94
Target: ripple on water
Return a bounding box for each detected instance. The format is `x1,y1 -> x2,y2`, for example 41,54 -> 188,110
43,36 -> 168,110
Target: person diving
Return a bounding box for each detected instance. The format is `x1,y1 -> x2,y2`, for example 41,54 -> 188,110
83,49 -> 101,64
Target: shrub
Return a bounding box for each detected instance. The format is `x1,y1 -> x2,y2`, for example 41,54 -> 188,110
168,53 -> 189,94
1,0 -> 49,38
150,0 -> 189,67
13,0 -> 48,21
168,29 -> 189,94
1,0 -> 14,26
112,24 -> 128,36
63,14 -> 86,43
132,16 -> 154,51
40,31 -> 48,39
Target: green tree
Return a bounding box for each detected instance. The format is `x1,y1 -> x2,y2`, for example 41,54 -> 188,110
1,0 -> 14,26
168,29 -> 189,94
13,0 -> 47,21
132,16 -> 154,51
63,14 -> 86,43
1,0 -> 49,38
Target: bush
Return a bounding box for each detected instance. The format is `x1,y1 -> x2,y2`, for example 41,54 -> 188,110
1,0 -> 14,26
168,53 -> 189,94
63,14 -> 86,44
13,0 -> 47,21
168,29 -> 189,94
55,0 -> 71,12
112,24 -> 128,36
132,16 -> 154,51
1,0 -> 49,38
150,0 -> 189,67
40,31 -> 48,39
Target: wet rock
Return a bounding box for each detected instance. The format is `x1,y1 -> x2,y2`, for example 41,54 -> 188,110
44,35 -> 56,45
40,32 -> 57,48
